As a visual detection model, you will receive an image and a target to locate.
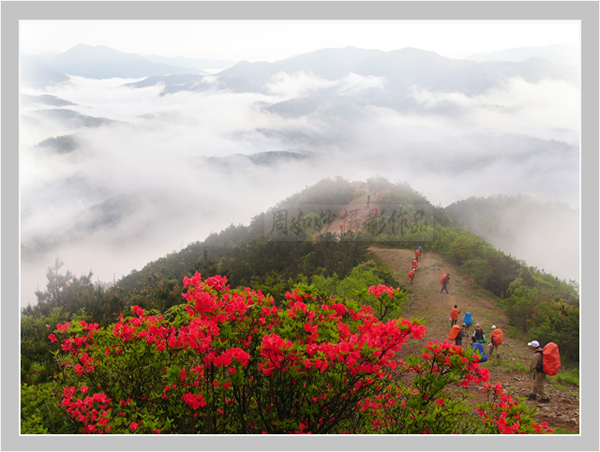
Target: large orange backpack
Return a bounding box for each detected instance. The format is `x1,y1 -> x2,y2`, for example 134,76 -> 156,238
491,329 -> 503,345
447,324 -> 462,341
542,342 -> 561,376
408,269 -> 415,279
450,308 -> 459,320
440,274 -> 447,285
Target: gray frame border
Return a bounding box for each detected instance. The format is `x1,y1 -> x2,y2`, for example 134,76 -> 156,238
3,2 -> 598,451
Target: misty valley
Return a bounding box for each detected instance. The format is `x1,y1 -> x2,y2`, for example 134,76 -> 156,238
20,43 -> 579,306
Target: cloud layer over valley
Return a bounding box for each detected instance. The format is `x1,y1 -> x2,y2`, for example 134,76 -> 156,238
20,46 -> 580,306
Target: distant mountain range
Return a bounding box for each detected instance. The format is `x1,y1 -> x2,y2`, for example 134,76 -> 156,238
124,46 -> 579,119
21,43 -> 579,97
21,44 -> 210,87
21,54 -> 71,89
467,43 -> 578,66
48,44 -> 207,79
142,54 -> 237,71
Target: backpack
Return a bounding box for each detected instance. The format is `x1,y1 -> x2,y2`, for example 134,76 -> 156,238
463,312 -> 472,326
491,329 -> 503,345
542,342 -> 561,376
473,329 -> 485,343
447,324 -> 462,341
440,274 -> 447,285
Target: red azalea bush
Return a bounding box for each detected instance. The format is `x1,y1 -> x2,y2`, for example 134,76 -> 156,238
40,273 -> 552,434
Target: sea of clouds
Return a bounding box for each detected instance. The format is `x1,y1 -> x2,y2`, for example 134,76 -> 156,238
19,70 -> 580,306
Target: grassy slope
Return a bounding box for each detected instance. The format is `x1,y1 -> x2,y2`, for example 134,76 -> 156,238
369,247 -> 580,434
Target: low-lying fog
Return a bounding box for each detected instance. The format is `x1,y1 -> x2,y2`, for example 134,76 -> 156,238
20,71 -> 580,307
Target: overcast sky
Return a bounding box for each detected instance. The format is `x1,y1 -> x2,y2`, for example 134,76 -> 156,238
20,20 -> 580,62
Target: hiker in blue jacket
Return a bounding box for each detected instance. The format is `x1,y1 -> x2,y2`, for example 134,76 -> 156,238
469,336 -> 488,363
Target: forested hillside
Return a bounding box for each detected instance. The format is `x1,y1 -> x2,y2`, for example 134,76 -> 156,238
445,194 -> 579,284
21,177 -> 579,434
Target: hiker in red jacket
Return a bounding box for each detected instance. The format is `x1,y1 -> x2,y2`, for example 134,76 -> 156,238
440,273 -> 450,294
527,340 -> 549,403
415,248 -> 421,262
450,305 -> 460,328
408,268 -> 415,284
412,259 -> 418,270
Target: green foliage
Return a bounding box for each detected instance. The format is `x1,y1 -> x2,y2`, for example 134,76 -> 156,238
21,276 -> 552,435
461,259 -> 493,287
555,368 -> 579,387
20,308 -> 91,386
21,383 -> 72,434
447,234 -> 485,266
503,284 -> 579,364
308,260 -> 405,321
23,259 -> 126,328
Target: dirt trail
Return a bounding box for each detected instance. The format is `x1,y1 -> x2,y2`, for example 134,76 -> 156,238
369,246 -> 580,433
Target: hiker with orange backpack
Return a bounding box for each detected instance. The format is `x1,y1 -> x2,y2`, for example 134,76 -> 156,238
527,340 -> 560,403
449,323 -> 466,347
527,340 -> 550,403
412,258 -> 418,270
450,305 -> 460,328
447,324 -> 462,344
488,325 -> 503,358
415,248 -> 421,262
440,273 -> 450,294
408,268 -> 415,284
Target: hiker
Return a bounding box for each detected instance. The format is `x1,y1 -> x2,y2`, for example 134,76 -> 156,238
469,336 -> 488,363
527,340 -> 550,403
412,258 -> 418,270
463,311 -> 473,337
472,324 -> 486,343
415,248 -> 421,262
367,194 -> 371,206
440,273 -> 450,294
489,325 -> 503,358
408,268 -> 415,284
450,305 -> 460,328
455,323 -> 466,347
418,245 -> 423,257
339,222 -> 344,235
447,324 -> 462,343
